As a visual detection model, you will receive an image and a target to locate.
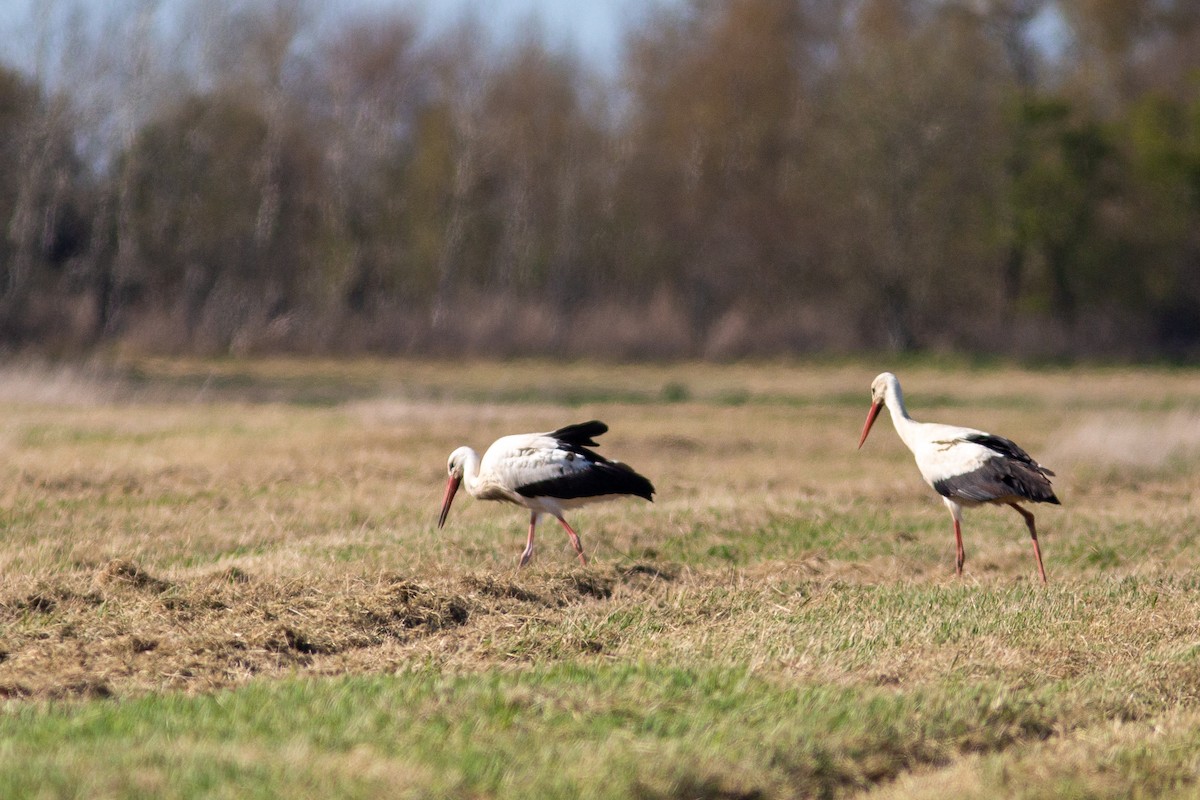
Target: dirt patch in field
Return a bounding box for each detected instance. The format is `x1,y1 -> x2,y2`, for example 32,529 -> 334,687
0,559 -> 671,702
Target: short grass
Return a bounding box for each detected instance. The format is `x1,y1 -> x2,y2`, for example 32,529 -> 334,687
2,357 -> 1200,798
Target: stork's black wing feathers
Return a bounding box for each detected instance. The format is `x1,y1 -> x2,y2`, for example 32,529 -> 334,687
933,460 -> 1060,504
516,460 -> 655,502
962,433 -> 1055,476
548,420 -> 608,448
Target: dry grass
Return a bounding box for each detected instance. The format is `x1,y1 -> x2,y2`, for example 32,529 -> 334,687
1,357 -> 1200,798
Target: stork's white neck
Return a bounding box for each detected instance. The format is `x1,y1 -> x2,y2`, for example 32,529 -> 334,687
455,447 -> 483,496
882,376 -> 922,451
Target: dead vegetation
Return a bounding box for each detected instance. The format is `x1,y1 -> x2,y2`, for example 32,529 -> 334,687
0,556 -> 692,700
0,358 -> 1197,705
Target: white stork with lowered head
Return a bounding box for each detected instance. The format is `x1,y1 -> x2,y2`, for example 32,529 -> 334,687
438,420 -> 655,567
857,372 -> 1059,583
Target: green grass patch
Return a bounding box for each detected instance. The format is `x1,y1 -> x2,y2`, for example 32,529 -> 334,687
0,664 -> 1079,800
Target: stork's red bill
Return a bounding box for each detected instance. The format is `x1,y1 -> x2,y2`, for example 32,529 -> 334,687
857,372 -> 1059,583
437,420 -> 655,567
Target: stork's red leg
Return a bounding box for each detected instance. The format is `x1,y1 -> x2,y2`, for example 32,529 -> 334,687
942,499 -> 966,578
1008,503 -> 1048,584
556,516 -> 587,565
953,518 -> 965,576
519,512 -> 538,568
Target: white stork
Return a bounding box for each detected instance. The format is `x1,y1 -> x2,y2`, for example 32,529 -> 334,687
857,372 -> 1059,583
437,420 -> 655,567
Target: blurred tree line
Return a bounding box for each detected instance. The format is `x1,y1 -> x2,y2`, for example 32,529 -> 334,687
2,0 -> 1199,359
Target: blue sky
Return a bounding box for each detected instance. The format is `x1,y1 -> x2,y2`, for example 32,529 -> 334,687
411,0 -> 656,64
356,0 -> 675,78
0,0 -> 665,77
1,0 -> 1065,82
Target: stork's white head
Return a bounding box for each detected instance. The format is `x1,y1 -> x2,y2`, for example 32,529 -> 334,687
859,372 -> 902,449
446,446 -> 473,479
869,372 -> 901,406
438,446 -> 474,529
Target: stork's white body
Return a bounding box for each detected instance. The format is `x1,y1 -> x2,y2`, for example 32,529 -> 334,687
439,421 -> 655,567
859,373 -> 1058,582
889,417 -> 1008,503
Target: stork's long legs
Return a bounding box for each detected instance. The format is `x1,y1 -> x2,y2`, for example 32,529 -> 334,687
953,518 -> 965,576
518,513 -> 587,567
943,498 -> 965,577
1008,503 -> 1048,584
519,512 -> 539,568
556,516 -> 587,566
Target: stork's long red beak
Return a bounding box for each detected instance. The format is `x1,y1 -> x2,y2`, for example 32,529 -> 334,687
858,401 -> 883,449
437,475 -> 461,528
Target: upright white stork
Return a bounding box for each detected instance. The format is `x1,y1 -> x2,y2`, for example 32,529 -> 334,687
857,372 -> 1059,583
438,420 -> 655,567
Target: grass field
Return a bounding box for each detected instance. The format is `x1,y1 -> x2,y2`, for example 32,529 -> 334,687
1,357 -> 1199,799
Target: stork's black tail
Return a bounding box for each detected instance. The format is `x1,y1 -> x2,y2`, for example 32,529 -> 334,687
549,420 -> 608,447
